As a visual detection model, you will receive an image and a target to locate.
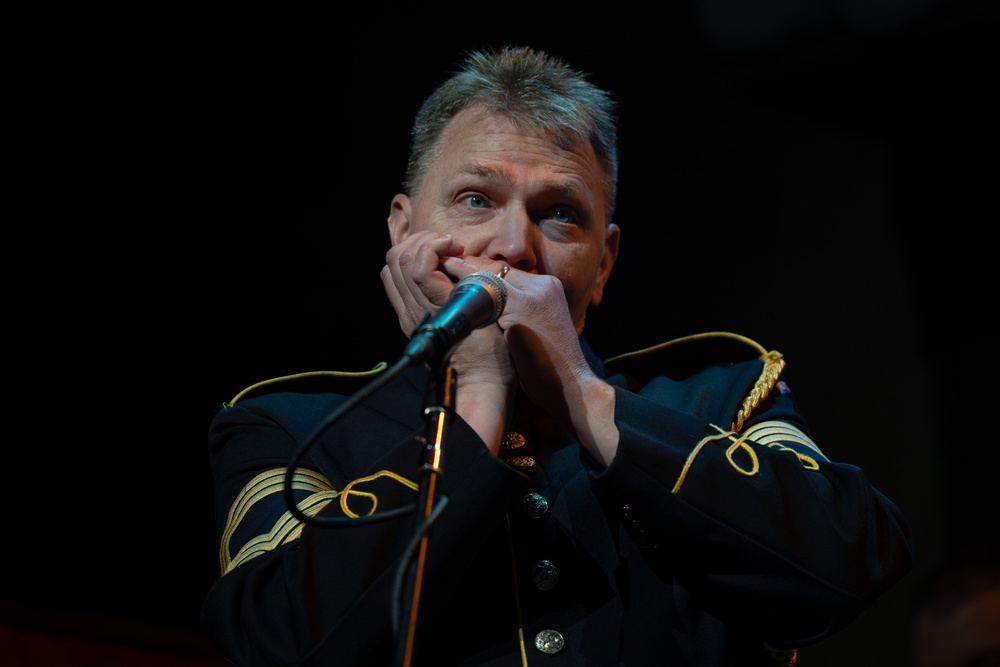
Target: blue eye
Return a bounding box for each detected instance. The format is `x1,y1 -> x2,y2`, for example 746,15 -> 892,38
552,209 -> 573,223
468,195 -> 487,209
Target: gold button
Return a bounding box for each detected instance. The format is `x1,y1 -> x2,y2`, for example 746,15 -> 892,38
506,456 -> 536,468
501,431 -> 526,450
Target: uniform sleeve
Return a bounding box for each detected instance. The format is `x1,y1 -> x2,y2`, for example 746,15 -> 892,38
597,363 -> 914,649
200,381 -> 530,666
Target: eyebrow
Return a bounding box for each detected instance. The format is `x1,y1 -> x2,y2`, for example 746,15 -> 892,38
461,163 -> 584,199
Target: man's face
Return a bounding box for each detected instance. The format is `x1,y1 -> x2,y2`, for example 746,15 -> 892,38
390,106 -> 619,333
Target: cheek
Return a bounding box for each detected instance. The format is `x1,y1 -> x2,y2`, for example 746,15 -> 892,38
446,229 -> 490,256
553,265 -> 594,312
406,198 -> 448,234
408,206 -> 486,251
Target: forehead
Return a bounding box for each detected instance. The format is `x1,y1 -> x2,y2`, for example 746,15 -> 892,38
428,107 -> 605,204
437,106 -> 594,158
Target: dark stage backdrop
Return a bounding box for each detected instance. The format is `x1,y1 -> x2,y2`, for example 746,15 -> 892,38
5,3 -> 998,665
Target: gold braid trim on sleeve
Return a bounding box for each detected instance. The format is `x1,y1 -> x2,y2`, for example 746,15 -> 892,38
731,351 -> 785,432
219,467 -> 418,575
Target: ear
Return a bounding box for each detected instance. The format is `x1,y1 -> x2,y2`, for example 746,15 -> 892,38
387,194 -> 412,245
589,223 -> 620,307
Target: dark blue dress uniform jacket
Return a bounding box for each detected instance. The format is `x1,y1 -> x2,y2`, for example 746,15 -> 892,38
201,333 -> 913,666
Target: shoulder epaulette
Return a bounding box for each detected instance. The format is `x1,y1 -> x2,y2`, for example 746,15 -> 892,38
225,362 -> 390,407
603,331 -> 785,431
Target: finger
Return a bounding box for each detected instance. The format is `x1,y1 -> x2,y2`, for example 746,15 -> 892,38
438,256 -> 512,283
385,232 -> 443,301
383,232 -> 466,332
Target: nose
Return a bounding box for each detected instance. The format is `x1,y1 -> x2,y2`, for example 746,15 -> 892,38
487,207 -> 537,271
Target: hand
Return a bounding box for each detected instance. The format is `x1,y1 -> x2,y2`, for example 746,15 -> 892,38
380,231 -> 512,383
483,268 -> 591,424
381,233 -> 517,453
478,264 -> 619,466
381,230 -> 465,339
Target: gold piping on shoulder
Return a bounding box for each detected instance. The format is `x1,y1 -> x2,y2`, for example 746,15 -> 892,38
603,331 -> 768,366
227,362 -> 389,406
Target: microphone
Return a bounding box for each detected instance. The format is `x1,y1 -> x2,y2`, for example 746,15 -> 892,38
403,271 -> 508,367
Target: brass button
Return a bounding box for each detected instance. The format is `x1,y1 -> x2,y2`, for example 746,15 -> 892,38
534,629 -> 565,655
501,430 -> 526,450
521,492 -> 548,518
506,456 -> 535,468
532,559 -> 559,591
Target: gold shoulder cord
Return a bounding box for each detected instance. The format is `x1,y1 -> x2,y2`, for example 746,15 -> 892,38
603,331 -> 786,433
731,350 -> 785,432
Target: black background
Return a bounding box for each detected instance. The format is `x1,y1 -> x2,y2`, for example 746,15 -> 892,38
6,2 -> 999,665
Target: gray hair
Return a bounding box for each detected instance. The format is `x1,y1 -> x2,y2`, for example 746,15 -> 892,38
403,45 -> 619,223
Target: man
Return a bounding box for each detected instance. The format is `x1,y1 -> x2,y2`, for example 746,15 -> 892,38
202,45 -> 913,666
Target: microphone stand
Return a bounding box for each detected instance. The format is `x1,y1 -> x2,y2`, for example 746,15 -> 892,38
396,360 -> 456,667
